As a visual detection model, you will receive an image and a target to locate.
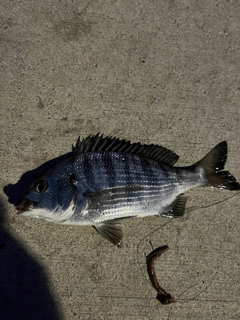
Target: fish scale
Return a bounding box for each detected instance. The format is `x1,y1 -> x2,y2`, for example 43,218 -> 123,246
16,134 -> 240,246
76,152 -> 170,190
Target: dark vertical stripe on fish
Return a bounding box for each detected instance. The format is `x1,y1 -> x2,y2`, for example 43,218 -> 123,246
103,152 -> 116,187
139,157 -> 155,185
83,154 -> 95,189
122,154 -> 133,187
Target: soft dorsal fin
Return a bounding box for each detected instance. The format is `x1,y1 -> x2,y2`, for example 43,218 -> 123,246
72,133 -> 179,166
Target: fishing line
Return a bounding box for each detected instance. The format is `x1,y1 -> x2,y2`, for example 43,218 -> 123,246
136,219 -> 173,287
136,191 -> 239,307
166,282 -> 199,320
165,253 -> 225,320
185,191 -> 239,215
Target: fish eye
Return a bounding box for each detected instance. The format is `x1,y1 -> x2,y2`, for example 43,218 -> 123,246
34,180 -> 48,193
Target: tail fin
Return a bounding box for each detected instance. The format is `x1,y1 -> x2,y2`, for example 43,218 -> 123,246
195,141 -> 240,190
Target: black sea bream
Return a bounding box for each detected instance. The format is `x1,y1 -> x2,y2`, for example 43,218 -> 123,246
16,134 -> 240,246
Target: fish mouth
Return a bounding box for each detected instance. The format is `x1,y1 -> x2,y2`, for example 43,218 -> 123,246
15,199 -> 34,213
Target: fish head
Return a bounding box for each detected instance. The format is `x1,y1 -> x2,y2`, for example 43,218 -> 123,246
15,169 -> 77,223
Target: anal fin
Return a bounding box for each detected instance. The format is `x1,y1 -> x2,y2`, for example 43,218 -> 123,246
94,220 -> 123,247
161,194 -> 187,218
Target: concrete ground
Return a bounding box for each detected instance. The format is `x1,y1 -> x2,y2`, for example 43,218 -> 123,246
1,1 -> 240,319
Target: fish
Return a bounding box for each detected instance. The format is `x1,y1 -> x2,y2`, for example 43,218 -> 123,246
16,134 -> 240,246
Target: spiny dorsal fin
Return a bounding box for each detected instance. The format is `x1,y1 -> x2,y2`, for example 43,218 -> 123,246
72,133 -> 179,166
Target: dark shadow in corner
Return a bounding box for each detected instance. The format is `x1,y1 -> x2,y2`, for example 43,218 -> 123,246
0,197 -> 62,320
4,152 -> 73,205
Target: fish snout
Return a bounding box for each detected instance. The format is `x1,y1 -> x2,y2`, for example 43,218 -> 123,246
15,199 -> 33,212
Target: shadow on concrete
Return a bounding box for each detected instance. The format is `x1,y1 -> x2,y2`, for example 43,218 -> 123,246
0,197 -> 62,320
4,152 -> 73,205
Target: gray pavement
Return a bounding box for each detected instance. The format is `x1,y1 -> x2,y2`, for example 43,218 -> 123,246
1,1 -> 240,319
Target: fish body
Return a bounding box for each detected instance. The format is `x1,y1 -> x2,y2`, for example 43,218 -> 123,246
16,135 -> 240,246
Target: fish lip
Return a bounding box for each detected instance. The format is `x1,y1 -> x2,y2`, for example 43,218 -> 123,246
15,199 -> 34,213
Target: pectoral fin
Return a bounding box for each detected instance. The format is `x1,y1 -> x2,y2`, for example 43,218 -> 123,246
94,220 -> 123,247
85,185 -> 146,210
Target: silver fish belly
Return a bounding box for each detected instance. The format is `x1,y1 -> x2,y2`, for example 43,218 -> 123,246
16,134 -> 240,246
